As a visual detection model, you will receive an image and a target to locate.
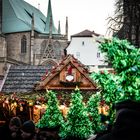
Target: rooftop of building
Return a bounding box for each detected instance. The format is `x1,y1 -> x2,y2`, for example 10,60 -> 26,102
71,29 -> 100,38
2,0 -> 58,34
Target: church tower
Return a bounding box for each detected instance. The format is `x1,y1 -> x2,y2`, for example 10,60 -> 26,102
44,0 -> 58,34
0,0 -> 68,74
36,0 -> 68,67
65,17 -> 68,40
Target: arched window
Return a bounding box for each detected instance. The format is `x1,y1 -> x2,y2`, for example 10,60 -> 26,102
21,35 -> 27,53
40,40 -> 47,54
53,41 -> 61,59
97,52 -> 100,58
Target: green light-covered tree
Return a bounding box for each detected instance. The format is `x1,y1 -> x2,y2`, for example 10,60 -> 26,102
87,93 -> 102,133
99,38 -> 140,101
90,38 -> 140,125
36,90 -> 64,129
90,71 -> 120,124
59,88 -> 93,140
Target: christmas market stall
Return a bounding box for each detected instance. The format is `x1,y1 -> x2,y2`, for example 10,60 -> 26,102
0,55 -> 98,123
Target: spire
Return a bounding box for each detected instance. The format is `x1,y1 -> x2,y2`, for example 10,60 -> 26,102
31,13 -> 34,37
47,0 -> 52,18
31,13 -> 35,65
49,15 -> 52,39
65,16 -> 68,40
38,3 -> 40,10
44,0 -> 58,34
58,20 -> 61,34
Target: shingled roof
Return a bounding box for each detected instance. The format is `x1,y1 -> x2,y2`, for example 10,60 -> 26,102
1,65 -> 49,94
71,29 -> 100,37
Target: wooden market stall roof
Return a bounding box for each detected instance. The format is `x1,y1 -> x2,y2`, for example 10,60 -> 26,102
35,54 -> 97,91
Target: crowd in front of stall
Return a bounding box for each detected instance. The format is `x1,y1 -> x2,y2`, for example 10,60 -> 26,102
0,99 -> 140,140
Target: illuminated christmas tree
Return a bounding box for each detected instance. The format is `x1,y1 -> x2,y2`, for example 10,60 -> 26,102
87,94 -> 102,133
60,88 -> 93,139
36,90 -> 64,129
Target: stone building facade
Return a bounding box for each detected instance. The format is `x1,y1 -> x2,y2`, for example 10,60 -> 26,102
0,0 -> 68,79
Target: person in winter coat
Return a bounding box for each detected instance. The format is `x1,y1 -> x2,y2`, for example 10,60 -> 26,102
96,99 -> 140,140
36,126 -> 61,140
0,116 -> 22,140
21,120 -> 36,140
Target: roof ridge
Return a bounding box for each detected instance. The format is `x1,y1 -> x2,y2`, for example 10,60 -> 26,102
71,29 -> 100,37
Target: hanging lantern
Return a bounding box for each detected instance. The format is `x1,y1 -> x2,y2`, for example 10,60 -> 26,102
13,102 -> 17,108
28,100 -> 34,106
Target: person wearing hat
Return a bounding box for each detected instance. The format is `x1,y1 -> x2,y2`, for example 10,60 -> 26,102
0,116 -> 22,140
37,126 -> 61,140
94,99 -> 140,140
21,120 -> 36,140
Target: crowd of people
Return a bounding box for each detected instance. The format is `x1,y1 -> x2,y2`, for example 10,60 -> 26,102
88,99 -> 140,140
0,117 -> 60,140
0,99 -> 140,140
